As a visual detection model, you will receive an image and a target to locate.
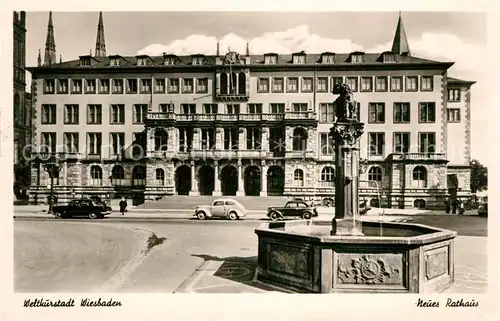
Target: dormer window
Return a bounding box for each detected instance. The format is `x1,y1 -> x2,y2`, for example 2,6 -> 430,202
79,56 -> 91,66
264,54 -> 278,64
292,53 -> 306,64
382,52 -> 396,63
350,52 -> 364,63
163,55 -> 177,66
109,55 -> 122,66
321,53 -> 335,64
192,56 -> 204,65
136,55 -> 150,66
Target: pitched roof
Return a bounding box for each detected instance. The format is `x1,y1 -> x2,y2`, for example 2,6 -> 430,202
447,76 -> 476,86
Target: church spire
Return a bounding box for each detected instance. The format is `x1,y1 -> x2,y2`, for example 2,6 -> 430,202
95,11 -> 106,57
44,11 -> 56,65
391,11 -> 411,56
37,49 -> 42,67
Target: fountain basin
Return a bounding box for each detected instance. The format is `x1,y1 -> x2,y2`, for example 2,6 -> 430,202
255,220 -> 457,293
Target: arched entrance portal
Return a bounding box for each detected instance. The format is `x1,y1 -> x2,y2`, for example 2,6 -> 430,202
221,166 -> 238,196
244,166 -> 261,196
175,165 -> 191,195
199,165 -> 215,196
267,166 -> 284,196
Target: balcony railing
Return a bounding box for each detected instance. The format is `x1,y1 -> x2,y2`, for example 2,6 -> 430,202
284,111 -> 315,119
185,149 -> 274,159
386,152 -> 447,161
147,113 -> 303,122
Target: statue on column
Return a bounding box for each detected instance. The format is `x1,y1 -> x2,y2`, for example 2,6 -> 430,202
332,83 -> 356,121
330,83 -> 364,146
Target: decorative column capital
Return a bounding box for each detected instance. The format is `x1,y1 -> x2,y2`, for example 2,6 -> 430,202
329,120 -> 364,147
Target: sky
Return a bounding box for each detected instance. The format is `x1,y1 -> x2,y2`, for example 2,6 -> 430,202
24,11 -> 488,163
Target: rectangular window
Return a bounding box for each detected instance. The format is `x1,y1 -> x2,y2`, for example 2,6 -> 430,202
203,104 -> 218,114
99,79 -> 110,93
159,103 -> 173,113
196,78 -> 208,93
201,128 -> 215,150
182,78 -> 194,93
110,133 -> 125,155
448,88 -> 460,102
87,104 -> 102,124
154,78 -> 165,93
41,132 -> 56,153
168,78 -> 180,93
419,132 -> 436,153
368,103 -> 385,123
63,132 -> 79,153
286,77 -> 299,93
227,104 -> 240,114
85,79 -> 96,94
258,78 -> 270,93
391,76 -> 403,92
133,104 -> 148,123
43,79 -> 55,94
126,78 -> 138,93
346,77 -> 358,92
110,104 -> 125,124
248,103 -> 262,114
360,77 -> 373,92
375,76 -> 388,92
319,103 -> 335,123
351,54 -> 363,63
270,103 -> 285,114
64,104 -> 79,124
369,133 -> 385,156
140,79 -> 151,93
394,132 -> 410,153
41,104 -> 56,124
292,103 -> 308,112
393,102 -> 410,123
110,58 -> 120,66
320,133 -> 334,155
224,128 -> 239,150
421,76 -> 434,91
447,108 -> 461,122
405,76 -> 418,92
57,79 -> 68,94
178,128 -> 193,152
181,104 -> 196,114
264,55 -> 277,64
293,55 -> 306,64
272,77 -> 284,93
71,79 -> 82,94
317,77 -> 328,92
321,54 -> 335,64
87,133 -> 102,156
246,128 -> 262,150
301,77 -> 313,92
112,79 -> 123,94
419,102 -> 436,123
331,77 -> 344,92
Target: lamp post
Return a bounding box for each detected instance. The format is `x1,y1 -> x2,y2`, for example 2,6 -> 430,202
41,154 -> 64,214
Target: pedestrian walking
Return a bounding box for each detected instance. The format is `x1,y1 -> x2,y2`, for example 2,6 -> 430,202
451,199 -> 457,214
445,198 -> 450,214
119,197 -> 128,215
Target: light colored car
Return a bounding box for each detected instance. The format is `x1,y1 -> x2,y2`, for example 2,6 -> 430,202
194,198 -> 247,220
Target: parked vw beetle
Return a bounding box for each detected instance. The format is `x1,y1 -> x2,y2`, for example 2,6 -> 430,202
267,200 -> 318,221
194,198 -> 247,220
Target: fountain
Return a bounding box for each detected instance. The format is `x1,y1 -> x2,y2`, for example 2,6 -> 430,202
254,83 -> 457,293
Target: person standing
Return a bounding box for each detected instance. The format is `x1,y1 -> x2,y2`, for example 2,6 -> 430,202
119,197 -> 128,216
445,198 -> 450,214
451,199 -> 457,215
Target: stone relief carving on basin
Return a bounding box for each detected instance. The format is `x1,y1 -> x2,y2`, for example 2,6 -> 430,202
337,254 -> 403,285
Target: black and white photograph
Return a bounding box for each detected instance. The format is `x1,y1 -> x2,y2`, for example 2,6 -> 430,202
1,1 -> 497,320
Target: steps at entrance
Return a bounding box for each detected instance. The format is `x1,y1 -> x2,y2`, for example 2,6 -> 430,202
135,196 -> 289,211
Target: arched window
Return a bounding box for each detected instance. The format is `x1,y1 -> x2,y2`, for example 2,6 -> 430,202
230,72 -> 237,94
132,165 -> 146,186
321,166 -> 335,181
293,169 -> 304,186
156,168 -> 165,186
90,165 -> 103,186
368,166 -> 383,182
414,199 -> 426,209
111,165 -> 125,186
412,166 -> 427,188
292,127 -> 308,151
154,128 -> 168,151
220,73 -> 228,95
238,72 -> 246,94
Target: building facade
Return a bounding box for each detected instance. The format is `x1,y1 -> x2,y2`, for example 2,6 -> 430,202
27,13 -> 475,209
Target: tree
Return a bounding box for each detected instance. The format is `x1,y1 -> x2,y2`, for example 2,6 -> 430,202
470,159 -> 488,193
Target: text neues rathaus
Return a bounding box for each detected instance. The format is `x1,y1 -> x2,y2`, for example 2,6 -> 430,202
27,12 -> 475,209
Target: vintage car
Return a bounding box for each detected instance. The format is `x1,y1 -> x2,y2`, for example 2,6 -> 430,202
52,198 -> 113,219
194,198 -> 247,220
267,200 -> 318,221
476,192 -> 488,217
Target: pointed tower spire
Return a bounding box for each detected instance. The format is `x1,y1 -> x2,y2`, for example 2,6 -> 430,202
43,11 -> 56,66
95,11 -> 106,57
391,12 -> 411,56
216,42 -> 220,56
37,49 -> 42,67
246,42 -> 250,56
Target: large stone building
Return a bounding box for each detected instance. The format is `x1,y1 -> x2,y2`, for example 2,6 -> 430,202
27,12 -> 475,209
13,11 -> 33,198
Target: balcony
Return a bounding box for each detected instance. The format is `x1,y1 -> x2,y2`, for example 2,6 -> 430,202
146,113 -> 292,122
215,93 -> 250,102
386,153 -> 448,162
284,111 -> 315,119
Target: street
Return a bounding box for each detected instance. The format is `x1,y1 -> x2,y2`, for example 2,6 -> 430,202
14,215 -> 488,293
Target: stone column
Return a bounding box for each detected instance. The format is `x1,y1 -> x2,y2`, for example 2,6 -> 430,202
215,128 -> 223,150
238,128 -> 245,150
236,160 -> 244,196
146,127 -> 154,158
213,160 -> 222,196
189,161 -> 199,196
261,127 -> 269,152
260,161 -> 268,196
192,128 -> 201,150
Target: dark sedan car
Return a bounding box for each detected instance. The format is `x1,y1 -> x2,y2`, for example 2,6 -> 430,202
267,200 -> 318,221
52,198 -> 113,219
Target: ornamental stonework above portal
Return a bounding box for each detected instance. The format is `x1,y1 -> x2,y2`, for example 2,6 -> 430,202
223,52 -> 241,65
